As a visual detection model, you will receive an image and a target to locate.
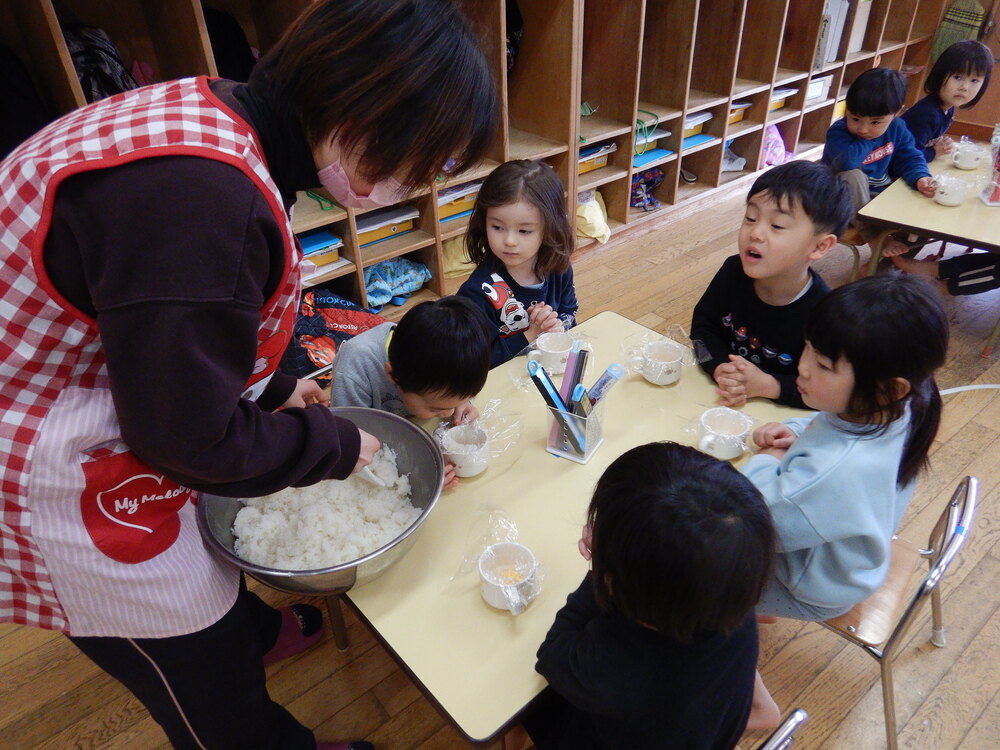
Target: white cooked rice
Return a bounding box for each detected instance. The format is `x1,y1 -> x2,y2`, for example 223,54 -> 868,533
232,447 -> 419,570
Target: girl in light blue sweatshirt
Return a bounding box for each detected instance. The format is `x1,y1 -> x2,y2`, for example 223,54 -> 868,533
742,275 -> 948,620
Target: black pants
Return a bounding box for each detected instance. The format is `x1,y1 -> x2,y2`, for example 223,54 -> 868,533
939,253 -> 1000,296
68,578 -> 315,750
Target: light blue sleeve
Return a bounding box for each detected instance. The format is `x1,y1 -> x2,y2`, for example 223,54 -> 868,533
742,454 -> 827,554
783,416 -> 816,436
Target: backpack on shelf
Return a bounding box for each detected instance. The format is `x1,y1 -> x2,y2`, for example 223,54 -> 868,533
63,25 -> 139,103
630,167 -> 666,211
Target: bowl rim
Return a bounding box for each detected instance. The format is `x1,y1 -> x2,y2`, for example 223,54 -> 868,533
196,406 -> 444,577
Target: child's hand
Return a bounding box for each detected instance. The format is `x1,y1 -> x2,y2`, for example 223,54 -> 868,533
713,360 -> 747,407
732,356 -> 781,400
916,176 -> 936,198
443,462 -> 460,491
578,523 -> 593,561
283,379 -> 330,409
933,136 -> 954,158
451,400 -> 479,425
753,422 -> 797,449
352,428 -> 381,473
524,303 -> 560,342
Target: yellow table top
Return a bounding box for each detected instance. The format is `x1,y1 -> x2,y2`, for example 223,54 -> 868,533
858,155 -> 1000,251
346,311 -> 804,741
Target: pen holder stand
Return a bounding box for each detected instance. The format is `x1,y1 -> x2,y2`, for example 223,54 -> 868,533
545,399 -> 605,464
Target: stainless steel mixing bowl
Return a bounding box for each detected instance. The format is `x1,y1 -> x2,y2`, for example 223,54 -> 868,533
197,407 -> 444,595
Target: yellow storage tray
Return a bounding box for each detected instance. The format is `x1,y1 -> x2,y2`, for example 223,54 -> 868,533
834,98 -> 847,120
728,101 -> 751,124
356,205 -> 420,246
439,191 -> 478,219
682,111 -> 713,138
308,245 -> 341,266
577,141 -> 618,175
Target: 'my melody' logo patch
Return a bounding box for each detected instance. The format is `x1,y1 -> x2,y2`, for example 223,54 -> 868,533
81,451 -> 195,564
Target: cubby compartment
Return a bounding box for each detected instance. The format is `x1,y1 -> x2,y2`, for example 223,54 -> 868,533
735,0 -> 786,95
55,0 -> 212,89
578,135 -> 631,193
579,0 -> 642,145
638,0 -> 697,124
910,0 -> 945,40
797,104 -> 835,155
777,0 -> 822,83
882,0 -> 918,49
506,0 -> 575,169
0,0 -> 84,114
771,115 -> 802,156
720,130 -> 764,183
200,1 -> 310,61
688,0 -> 743,108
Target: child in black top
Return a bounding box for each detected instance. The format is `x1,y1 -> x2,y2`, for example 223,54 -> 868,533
519,442 -> 779,750
691,161 -> 853,409
901,40 -> 993,162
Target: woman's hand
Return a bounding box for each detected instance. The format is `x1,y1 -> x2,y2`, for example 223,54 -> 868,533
351,428 -> 381,473
283,379 -> 330,409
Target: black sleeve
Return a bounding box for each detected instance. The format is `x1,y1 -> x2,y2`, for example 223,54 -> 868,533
44,157 -> 361,496
690,259 -> 737,378
534,573 -> 618,714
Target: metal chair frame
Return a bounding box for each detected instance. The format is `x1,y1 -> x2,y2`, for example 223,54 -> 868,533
820,476 -> 978,750
756,708 -> 808,750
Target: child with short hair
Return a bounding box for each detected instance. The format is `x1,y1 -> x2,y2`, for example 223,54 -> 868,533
744,275 -> 947,621
691,160 -> 853,409
824,69 -> 935,261
331,296 -> 490,487
521,442 -> 777,750
902,40 -> 994,162
458,159 -> 578,367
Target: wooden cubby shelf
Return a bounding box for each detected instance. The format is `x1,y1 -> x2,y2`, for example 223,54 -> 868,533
358,230 -> 436,267
5,0 -> 951,311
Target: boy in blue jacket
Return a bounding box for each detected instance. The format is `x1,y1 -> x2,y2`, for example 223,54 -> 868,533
823,68 -> 935,256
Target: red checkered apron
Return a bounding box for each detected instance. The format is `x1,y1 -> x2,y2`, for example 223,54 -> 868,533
0,77 -> 301,636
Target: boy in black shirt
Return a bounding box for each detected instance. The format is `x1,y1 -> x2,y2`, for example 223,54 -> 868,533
691,160 -> 853,409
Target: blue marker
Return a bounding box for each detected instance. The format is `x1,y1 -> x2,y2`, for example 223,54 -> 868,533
527,359 -> 586,452
588,363 -> 624,405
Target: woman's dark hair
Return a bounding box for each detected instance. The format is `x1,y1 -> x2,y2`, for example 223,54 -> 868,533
587,443 -> 775,643
924,40 -> 995,109
465,160 -> 573,278
846,68 -> 907,117
748,160 -> 853,236
805,275 -> 948,486
254,0 -> 499,187
388,296 -> 490,398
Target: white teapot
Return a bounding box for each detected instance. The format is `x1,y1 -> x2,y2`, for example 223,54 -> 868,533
951,140 -> 986,170
933,174 -> 974,206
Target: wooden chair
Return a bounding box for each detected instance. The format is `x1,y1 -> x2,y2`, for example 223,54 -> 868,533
755,708 -> 808,750
820,476 -> 978,750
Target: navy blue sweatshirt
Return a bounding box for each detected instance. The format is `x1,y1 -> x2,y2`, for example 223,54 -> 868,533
458,261 -> 578,367
823,117 -> 931,195
901,95 -> 954,162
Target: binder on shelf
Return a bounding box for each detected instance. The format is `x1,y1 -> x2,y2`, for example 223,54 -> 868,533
847,0 -> 873,55
633,148 -> 674,168
297,228 -> 344,266
356,205 -> 420,247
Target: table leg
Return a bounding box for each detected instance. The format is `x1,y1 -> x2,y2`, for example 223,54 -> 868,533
866,229 -> 895,277
324,594 -> 350,651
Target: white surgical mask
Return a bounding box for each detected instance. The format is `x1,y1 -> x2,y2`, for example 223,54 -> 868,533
316,160 -> 406,209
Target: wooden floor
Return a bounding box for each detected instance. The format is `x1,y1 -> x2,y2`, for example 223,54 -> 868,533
3,187 -> 999,749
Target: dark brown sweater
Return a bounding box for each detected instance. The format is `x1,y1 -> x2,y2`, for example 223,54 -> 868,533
42,78 -> 359,496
